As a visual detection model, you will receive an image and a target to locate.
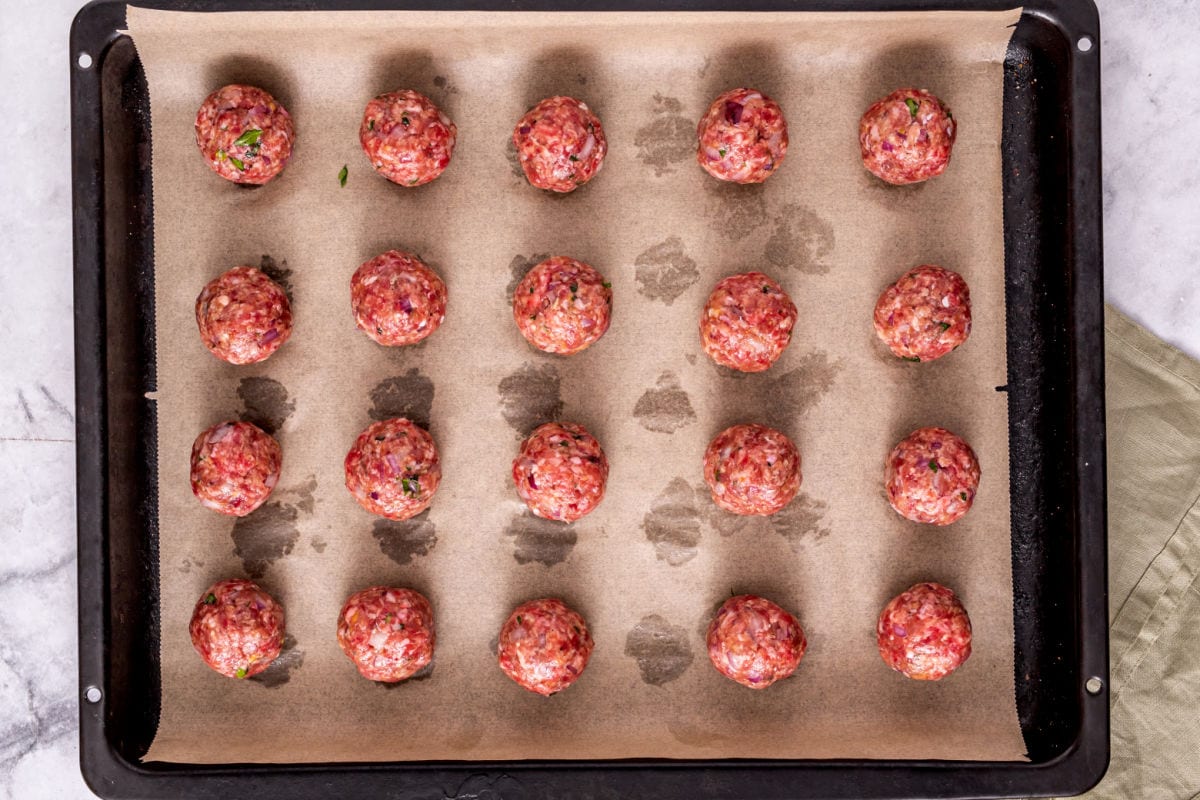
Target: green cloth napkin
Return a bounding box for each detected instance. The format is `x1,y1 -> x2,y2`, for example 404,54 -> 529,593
1061,305 -> 1200,798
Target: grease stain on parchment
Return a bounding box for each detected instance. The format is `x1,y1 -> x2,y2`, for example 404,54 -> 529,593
371,511 -> 437,566
764,203 -> 835,275
177,556 -> 204,575
634,236 -> 700,305
505,137 -> 525,179
505,252 -> 551,298
769,492 -> 832,550
642,478 -> 703,566
238,376 -> 294,435
231,502 -> 300,578
503,511 -> 577,566
250,634 -> 303,688
633,94 -> 694,177
498,363 -> 564,436
761,352 -> 842,417
624,614 -> 694,686
633,372 -> 697,434
704,181 -> 768,242
369,369 -> 434,429
309,537 -> 327,554
259,255 -> 294,302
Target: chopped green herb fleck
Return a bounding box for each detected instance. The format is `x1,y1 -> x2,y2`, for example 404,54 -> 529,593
529,313 -> 537,320
400,476 -> 420,497
384,613 -> 393,624
905,97 -> 920,117
338,165 -> 348,187
397,623 -> 405,630
903,356 -> 921,363
227,155 -> 246,171
235,667 -> 247,679
376,326 -> 384,336
602,281 -> 612,289
401,115 -> 411,126
368,118 -> 375,130
928,460 -> 940,473
569,154 -> 578,162
233,128 -> 263,147
573,625 -> 580,634
407,178 -> 419,185
204,593 -> 217,605
572,434 -> 583,441
375,435 -> 386,442
762,285 -> 771,294
216,149 -> 227,162
960,491 -> 968,501
718,148 -> 727,158
937,321 -> 952,332
569,283 -> 578,294
516,615 -> 523,625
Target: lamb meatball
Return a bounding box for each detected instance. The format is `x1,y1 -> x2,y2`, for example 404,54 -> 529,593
195,266 -> 293,365
860,88 -> 956,185
497,598 -> 594,695
360,90 -> 457,187
707,594 -> 806,689
885,426 -> 980,525
189,579 -> 285,679
513,256 -> 612,355
700,272 -> 797,372
344,418 -> 441,521
696,88 -> 788,184
704,424 -> 801,516
513,96 -> 607,193
877,582 -> 972,680
195,84 -> 294,185
337,586 -> 435,682
874,265 -> 971,362
190,421 -> 282,516
513,422 -> 608,522
351,250 -> 448,346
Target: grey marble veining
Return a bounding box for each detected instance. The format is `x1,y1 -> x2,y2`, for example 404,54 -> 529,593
0,0 -> 1196,797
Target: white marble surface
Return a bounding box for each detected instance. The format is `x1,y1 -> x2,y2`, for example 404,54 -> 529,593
0,0 -> 1196,797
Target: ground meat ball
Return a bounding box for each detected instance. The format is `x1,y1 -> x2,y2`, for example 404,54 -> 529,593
195,84 -> 294,185
190,421 -> 282,516
360,90 -> 457,187
885,426 -> 980,525
703,424 -> 801,516
344,418 -> 441,521
351,250 -> 448,346
877,582 -> 972,680
497,598 -> 594,695
696,88 -> 788,184
513,97 -> 607,193
195,266 -> 293,365
860,88 -> 956,185
707,595 -> 806,689
189,579 -> 285,679
336,586 -> 435,682
700,272 -> 797,372
513,256 -> 612,355
512,422 -> 608,522
874,265 -> 971,362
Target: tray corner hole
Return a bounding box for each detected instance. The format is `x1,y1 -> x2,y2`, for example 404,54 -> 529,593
84,685 -> 102,704
1084,676 -> 1104,695
1076,36 -> 1094,53
77,52 -> 93,70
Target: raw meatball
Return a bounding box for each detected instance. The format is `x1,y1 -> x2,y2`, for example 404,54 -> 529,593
344,418 -> 441,521
877,582 -> 972,680
860,88 -> 956,185
885,426 -> 980,525
190,421 -> 282,516
195,84 -> 294,185
512,422 -> 608,522
707,594 -> 806,689
189,579 -> 285,679
497,598 -> 594,695
700,272 -> 797,372
336,586 -> 435,682
696,88 -> 788,184
351,250 -> 448,346
513,256 -> 612,355
704,424 -> 801,516
360,90 -> 457,187
195,266 -> 293,365
513,96 -> 607,193
874,265 -> 971,362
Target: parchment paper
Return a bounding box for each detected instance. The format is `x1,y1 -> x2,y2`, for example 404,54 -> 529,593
128,5 -> 1026,763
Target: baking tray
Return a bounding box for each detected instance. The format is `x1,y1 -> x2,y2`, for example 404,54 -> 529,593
71,0 -> 1106,797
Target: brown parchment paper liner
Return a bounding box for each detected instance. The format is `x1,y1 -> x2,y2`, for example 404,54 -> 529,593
128,5 -> 1025,763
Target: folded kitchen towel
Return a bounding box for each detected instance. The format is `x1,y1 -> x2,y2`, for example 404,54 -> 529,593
1051,305 -> 1200,799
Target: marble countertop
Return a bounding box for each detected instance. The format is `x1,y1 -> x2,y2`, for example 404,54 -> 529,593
1,0 -> 1195,796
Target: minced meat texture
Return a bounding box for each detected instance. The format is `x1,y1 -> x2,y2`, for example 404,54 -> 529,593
707,594 -> 806,689
700,272 -> 797,372
512,422 -> 608,522
195,266 -> 293,365
874,265 -> 971,362
360,89 -> 457,187
189,578 -> 285,679
194,84 -> 294,185
337,586 -> 435,682
696,88 -> 788,184
497,598 -> 594,695
190,420 -> 282,517
885,426 -> 980,525
351,250 -> 448,347
859,87 -> 956,185
877,582 -> 972,680
703,424 -> 801,516
513,256 -> 612,355
513,96 -> 607,193
344,418 -> 441,521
